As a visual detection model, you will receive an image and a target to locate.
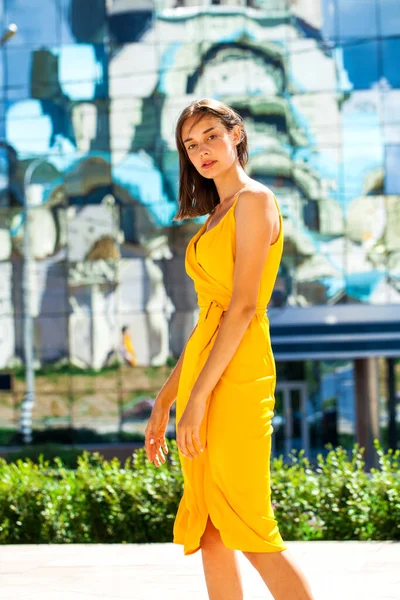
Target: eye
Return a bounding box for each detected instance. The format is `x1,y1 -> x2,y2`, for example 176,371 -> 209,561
187,143 -> 196,151
208,134 -> 217,140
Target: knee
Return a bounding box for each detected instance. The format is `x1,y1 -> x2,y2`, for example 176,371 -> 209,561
200,517 -> 223,552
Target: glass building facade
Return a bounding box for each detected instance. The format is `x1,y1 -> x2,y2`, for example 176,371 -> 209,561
0,0 -> 398,455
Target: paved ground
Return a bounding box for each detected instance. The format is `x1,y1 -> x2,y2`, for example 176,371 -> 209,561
0,542 -> 399,599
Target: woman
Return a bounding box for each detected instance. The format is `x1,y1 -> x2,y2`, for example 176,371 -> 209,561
145,98 -> 314,600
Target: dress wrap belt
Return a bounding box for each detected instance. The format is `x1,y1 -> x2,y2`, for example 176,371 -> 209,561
196,298 -> 268,357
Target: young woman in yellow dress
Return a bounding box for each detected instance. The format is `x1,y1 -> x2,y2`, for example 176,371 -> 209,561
145,98 -> 314,600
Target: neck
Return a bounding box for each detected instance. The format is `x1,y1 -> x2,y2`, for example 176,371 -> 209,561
213,162 -> 251,206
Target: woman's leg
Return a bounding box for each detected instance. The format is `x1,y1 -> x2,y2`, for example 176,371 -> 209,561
200,517 -> 244,600
243,549 -> 315,600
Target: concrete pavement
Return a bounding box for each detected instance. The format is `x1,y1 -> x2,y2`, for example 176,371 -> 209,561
0,542 -> 399,599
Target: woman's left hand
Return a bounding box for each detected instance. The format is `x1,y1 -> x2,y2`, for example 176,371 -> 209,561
177,394 -> 207,458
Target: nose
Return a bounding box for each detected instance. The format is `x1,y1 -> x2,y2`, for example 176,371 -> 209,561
199,142 -> 210,157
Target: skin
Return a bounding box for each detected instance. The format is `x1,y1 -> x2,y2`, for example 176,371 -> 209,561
145,113 -> 315,600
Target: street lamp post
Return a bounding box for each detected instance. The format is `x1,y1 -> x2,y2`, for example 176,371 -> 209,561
20,158 -> 48,444
0,23 -> 38,445
0,23 -> 37,445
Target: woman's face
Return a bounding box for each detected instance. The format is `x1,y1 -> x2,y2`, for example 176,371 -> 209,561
181,115 -> 240,179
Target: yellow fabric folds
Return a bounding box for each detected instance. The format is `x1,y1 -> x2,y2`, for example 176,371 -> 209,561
173,194 -> 287,556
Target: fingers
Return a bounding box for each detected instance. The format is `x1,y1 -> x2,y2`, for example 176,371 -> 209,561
148,427 -> 204,465
144,430 -> 155,462
178,430 -> 204,459
185,431 -> 198,459
147,435 -> 169,468
153,443 -> 166,468
145,429 -> 156,461
162,436 -> 169,455
193,432 -> 204,455
144,405 -> 170,465
155,438 -> 168,467
177,431 -> 190,459
145,431 -> 159,463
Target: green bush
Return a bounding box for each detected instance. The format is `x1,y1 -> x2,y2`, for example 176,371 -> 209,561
0,445 -> 183,544
364,443 -> 400,541
0,441 -> 398,544
271,445 -> 373,541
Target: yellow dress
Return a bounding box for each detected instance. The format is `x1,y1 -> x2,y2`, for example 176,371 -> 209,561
122,332 -> 137,366
173,193 -> 287,556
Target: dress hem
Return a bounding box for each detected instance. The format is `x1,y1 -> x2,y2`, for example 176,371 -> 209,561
173,535 -> 288,556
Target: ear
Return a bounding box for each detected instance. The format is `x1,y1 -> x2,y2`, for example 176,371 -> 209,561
233,124 -> 242,146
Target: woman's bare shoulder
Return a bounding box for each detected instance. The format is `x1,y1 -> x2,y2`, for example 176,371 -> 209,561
237,183 -> 277,214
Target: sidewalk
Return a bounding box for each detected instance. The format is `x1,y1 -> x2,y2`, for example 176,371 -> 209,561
0,541 -> 399,599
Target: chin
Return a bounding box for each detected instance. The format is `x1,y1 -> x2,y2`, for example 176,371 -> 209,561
200,171 -> 215,179
198,163 -> 224,180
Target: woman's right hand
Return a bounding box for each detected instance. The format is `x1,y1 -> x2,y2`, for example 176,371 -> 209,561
144,400 -> 170,467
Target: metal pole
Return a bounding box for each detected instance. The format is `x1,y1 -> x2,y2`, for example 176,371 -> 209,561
387,358 -> 398,451
20,158 -> 45,444
0,24 -> 24,435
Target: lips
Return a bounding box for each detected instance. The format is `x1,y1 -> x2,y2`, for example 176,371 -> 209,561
201,160 -> 217,169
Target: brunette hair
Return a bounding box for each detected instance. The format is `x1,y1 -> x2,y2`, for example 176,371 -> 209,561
173,98 -> 248,221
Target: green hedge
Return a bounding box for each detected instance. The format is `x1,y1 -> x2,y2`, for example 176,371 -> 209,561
0,441 -> 398,544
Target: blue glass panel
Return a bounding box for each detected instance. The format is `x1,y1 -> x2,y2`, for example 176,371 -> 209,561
4,0 -> 60,46
385,146 -> 400,194
6,99 -> 53,155
56,44 -> 108,100
342,40 -> 379,90
108,7 -> 153,44
321,0 -> 338,42
382,38 -> 400,88
379,0 -> 400,37
0,100 -> 5,140
337,0 -> 378,41
59,0 -> 107,44
5,47 -> 32,101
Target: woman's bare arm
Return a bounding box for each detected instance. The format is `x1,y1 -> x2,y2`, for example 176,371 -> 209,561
155,323 -> 198,410
189,189 -> 279,402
